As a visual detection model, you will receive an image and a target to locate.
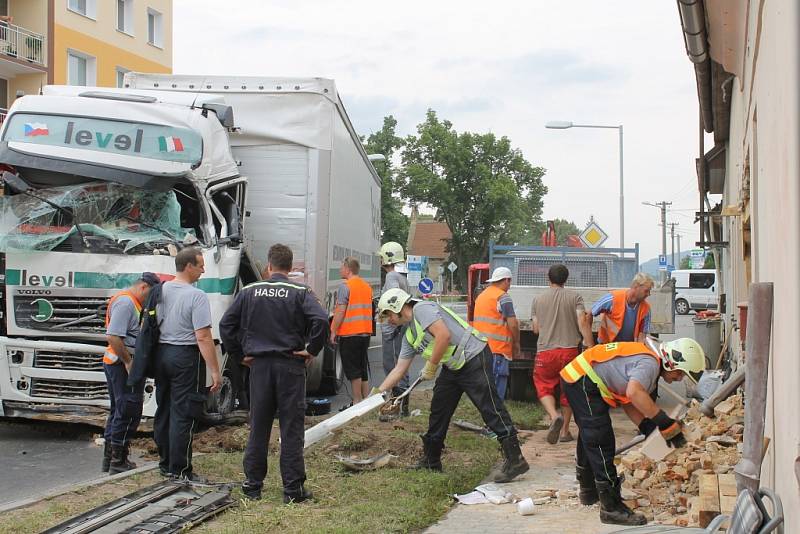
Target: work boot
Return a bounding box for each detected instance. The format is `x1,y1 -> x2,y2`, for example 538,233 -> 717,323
576,465 -> 599,505
413,436 -> 443,471
493,434 -> 530,483
109,444 -> 137,475
241,481 -> 262,500
596,478 -> 647,526
101,441 -> 112,473
283,485 -> 313,504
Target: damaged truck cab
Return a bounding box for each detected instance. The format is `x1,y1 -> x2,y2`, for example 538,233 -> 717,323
0,87 -> 242,424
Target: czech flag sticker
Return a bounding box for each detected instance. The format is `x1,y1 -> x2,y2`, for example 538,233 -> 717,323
24,123 -> 49,137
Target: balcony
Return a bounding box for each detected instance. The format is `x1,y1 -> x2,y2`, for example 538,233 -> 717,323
0,22 -> 45,66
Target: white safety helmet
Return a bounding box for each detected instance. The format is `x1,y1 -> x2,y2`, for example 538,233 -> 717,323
379,242 -> 405,265
377,287 -> 412,320
660,338 -> 706,382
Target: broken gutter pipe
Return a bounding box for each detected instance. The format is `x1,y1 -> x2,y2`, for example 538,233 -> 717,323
734,283 -> 774,495
700,366 -> 745,417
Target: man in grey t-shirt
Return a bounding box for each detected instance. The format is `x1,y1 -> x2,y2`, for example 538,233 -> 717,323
375,288 -> 529,484
153,247 -> 222,481
102,272 -> 160,474
378,241 -> 410,418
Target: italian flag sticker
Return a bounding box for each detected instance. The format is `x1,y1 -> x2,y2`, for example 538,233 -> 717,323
158,136 -> 184,152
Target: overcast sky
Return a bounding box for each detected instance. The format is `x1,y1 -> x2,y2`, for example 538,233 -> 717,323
174,0 -> 704,264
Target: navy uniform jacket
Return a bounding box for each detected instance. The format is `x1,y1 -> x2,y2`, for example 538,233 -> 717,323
219,273 -> 329,360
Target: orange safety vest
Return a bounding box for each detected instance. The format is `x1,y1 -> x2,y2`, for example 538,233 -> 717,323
597,289 -> 650,344
337,276 -> 373,336
560,342 -> 660,407
472,285 -> 513,358
103,290 -> 143,365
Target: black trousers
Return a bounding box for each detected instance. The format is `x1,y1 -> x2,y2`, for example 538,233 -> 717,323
103,360 -> 143,446
563,376 -> 618,484
425,346 -> 517,444
243,354 -> 307,498
153,343 -> 206,477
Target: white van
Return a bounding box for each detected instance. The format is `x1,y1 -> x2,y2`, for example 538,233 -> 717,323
671,269 -> 717,314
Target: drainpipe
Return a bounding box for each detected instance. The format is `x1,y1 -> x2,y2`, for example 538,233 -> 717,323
677,0 -> 713,132
734,283 -> 774,494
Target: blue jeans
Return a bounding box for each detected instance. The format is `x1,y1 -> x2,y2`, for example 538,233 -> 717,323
492,354 -> 510,400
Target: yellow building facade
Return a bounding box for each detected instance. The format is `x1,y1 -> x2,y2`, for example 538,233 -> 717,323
0,0 -> 172,114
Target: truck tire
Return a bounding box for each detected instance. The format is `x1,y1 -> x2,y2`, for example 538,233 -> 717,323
316,344 -> 342,396
675,298 -> 690,315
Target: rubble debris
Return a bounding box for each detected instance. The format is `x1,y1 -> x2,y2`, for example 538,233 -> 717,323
618,394 -> 744,527
335,452 -> 398,471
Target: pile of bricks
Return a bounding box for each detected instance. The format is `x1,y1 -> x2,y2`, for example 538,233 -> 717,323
617,394 -> 744,526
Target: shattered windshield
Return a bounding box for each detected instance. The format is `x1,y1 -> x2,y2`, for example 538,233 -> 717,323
0,182 -> 197,254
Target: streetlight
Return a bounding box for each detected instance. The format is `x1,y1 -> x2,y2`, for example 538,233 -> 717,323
545,121 -> 625,253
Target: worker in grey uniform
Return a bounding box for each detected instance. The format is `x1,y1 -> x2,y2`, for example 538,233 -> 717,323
220,243 -> 328,503
378,242 -> 410,418
375,288 -> 529,483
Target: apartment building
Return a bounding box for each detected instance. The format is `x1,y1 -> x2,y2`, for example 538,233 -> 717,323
0,0 -> 172,117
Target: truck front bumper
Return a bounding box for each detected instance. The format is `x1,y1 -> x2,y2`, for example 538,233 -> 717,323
0,337 -> 157,425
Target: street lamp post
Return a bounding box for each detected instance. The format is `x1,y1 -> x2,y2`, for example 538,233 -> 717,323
545,121 -> 624,254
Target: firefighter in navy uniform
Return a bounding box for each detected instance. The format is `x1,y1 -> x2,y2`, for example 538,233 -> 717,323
219,243 -> 328,503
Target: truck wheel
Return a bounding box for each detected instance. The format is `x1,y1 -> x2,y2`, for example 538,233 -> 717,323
675,298 -> 690,315
208,373 -> 235,415
316,344 -> 342,396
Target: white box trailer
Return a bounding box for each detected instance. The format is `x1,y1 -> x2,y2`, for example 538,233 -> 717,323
124,74 -> 383,395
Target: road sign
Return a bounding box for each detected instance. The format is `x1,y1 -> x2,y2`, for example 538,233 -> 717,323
447,262 -> 457,273
437,265 -> 445,275
418,277 -> 434,295
691,248 -> 705,269
407,255 -> 423,287
579,220 -> 609,248
658,254 -> 667,271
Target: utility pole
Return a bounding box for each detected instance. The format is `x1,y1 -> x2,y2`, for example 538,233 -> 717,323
642,201 -> 672,282
669,222 -> 678,266
677,233 -> 682,267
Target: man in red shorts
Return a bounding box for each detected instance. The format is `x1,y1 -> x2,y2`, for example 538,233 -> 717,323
532,264 -> 594,444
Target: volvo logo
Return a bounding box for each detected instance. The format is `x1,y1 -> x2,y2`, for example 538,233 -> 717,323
30,298 -> 55,322
16,289 -> 53,295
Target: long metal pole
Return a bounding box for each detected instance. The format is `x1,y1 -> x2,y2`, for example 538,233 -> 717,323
677,233 -> 682,266
619,125 -> 624,254
670,223 -> 676,266
661,203 -> 667,282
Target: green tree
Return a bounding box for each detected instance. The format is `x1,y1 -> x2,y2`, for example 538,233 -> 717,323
399,110 -> 547,288
526,218 -> 582,246
703,253 -> 716,269
363,116 -> 409,245
680,255 -> 692,269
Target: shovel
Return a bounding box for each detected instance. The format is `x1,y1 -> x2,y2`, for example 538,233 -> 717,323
379,376 -> 423,417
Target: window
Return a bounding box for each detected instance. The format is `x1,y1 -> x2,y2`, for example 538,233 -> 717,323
117,0 -> 134,34
68,0 -> 96,19
689,273 -> 715,289
116,67 -> 130,88
147,8 -> 163,47
67,51 -> 96,86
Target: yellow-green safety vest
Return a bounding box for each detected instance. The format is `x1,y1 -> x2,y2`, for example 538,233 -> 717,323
405,304 -> 487,370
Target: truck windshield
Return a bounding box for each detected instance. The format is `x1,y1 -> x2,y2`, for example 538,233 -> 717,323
0,182 -> 196,254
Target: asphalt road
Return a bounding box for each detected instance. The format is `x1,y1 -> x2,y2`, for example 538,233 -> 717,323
0,308 -> 691,507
